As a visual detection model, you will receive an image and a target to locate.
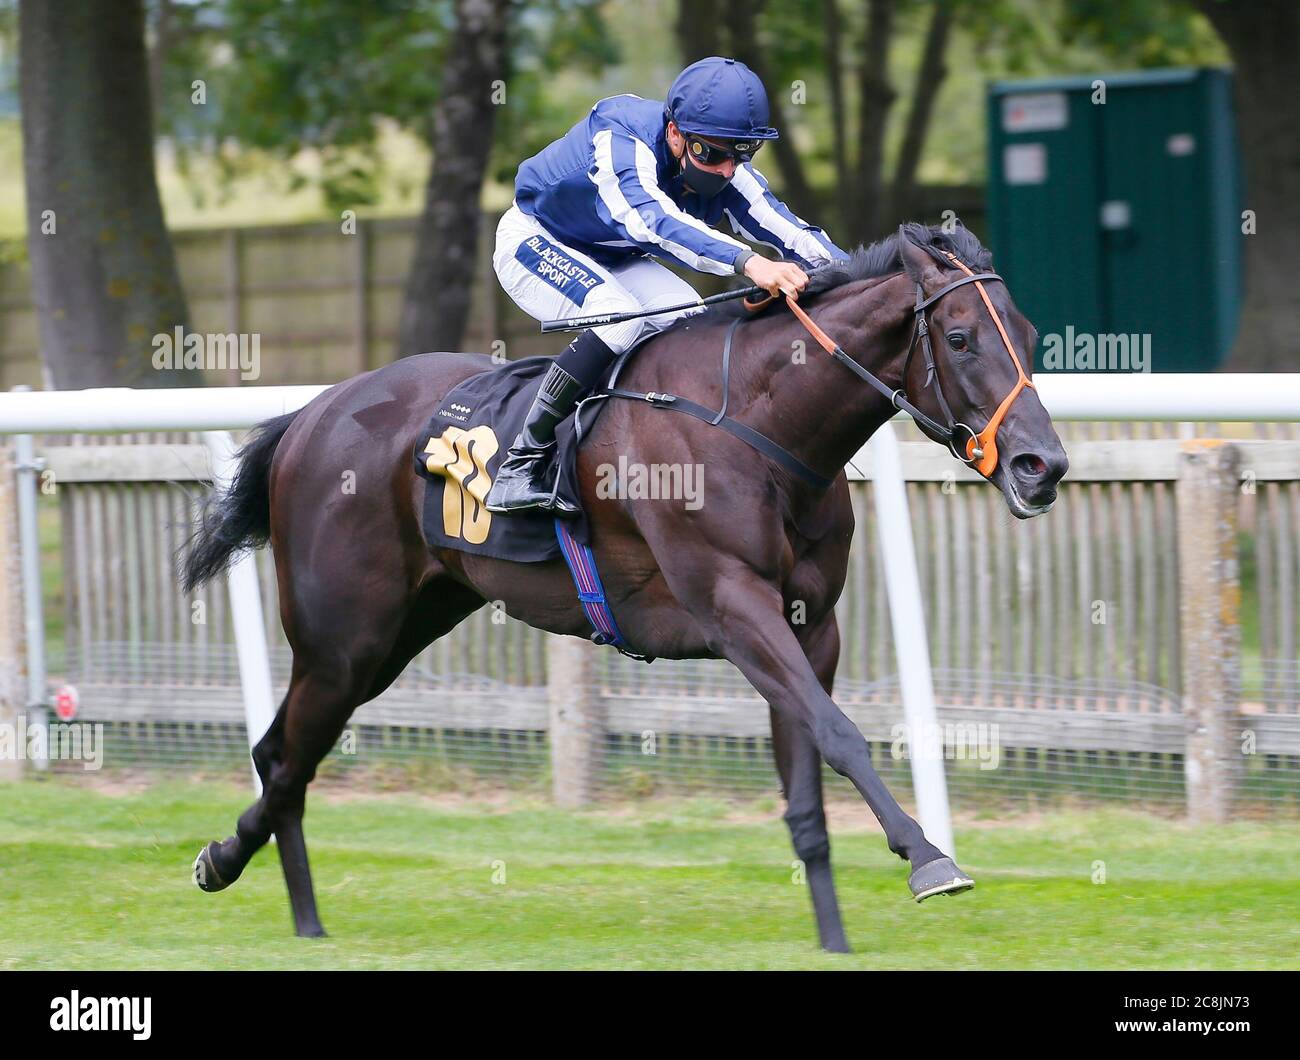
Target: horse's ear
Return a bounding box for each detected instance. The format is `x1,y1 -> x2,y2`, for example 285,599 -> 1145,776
896,224 -> 945,293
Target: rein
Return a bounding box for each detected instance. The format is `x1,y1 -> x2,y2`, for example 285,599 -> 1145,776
594,252 -> 1033,490
784,252 -> 1033,478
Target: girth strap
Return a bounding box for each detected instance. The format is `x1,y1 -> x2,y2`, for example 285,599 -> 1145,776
554,517 -> 654,662
598,386 -> 834,490
591,315 -> 833,491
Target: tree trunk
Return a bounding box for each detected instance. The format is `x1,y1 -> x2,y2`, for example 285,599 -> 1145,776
675,0 -> 723,65
397,0 -> 510,357
725,0 -> 818,221
890,1 -> 951,225
20,0 -> 195,388
847,0 -> 897,244
1196,0 -> 1300,371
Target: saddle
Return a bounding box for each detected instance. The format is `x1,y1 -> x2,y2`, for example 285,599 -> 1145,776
412,357 -> 608,562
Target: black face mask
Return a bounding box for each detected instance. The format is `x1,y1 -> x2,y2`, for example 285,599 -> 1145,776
680,149 -> 732,199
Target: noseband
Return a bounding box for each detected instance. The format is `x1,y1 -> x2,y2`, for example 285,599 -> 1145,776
785,251 -> 1034,478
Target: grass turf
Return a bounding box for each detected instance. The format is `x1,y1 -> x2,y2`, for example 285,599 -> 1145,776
1,778 -> 1296,970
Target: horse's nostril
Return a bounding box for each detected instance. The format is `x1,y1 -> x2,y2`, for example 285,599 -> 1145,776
1013,453 -> 1049,479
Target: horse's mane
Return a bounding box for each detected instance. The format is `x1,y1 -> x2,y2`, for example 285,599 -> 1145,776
685,220 -> 993,326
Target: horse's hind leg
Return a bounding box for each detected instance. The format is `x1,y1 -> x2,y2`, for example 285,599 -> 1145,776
772,613 -> 849,953
193,573 -> 412,938
194,655 -> 390,936
267,582 -> 484,935
266,664 -> 370,936
194,577 -> 484,937
192,704 -> 287,893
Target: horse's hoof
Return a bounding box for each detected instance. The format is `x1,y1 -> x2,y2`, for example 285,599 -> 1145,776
297,924 -> 328,939
193,842 -> 230,893
909,856 -> 975,902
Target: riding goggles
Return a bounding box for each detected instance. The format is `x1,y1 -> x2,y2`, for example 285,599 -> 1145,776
686,135 -> 761,166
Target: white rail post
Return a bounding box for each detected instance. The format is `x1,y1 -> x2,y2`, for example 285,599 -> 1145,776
202,431 -> 277,793
868,422 -> 955,859
0,440 -> 25,780
13,424 -> 49,771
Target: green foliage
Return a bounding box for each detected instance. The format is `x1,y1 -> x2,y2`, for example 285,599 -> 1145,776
1059,0 -> 1227,67
739,0 -> 1224,194
159,0 -> 451,208
150,0 -> 615,211
488,1 -> 619,185
0,234 -> 25,267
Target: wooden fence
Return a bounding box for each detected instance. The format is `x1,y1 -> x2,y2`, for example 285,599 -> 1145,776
1,213 -> 535,390
4,430 -> 1296,816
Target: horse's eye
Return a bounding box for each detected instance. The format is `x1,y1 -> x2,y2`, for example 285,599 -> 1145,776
947,332 -> 967,351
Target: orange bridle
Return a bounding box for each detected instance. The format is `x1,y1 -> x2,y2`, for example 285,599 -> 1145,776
782,251 -> 1033,478
939,253 -> 1034,476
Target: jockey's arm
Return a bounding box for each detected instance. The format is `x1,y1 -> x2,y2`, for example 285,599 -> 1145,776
718,164 -> 848,272
589,130 -> 757,277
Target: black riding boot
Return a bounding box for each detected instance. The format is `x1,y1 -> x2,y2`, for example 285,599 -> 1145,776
485,361 -> 588,514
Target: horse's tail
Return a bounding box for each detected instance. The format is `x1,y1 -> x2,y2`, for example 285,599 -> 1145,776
181,411 -> 300,593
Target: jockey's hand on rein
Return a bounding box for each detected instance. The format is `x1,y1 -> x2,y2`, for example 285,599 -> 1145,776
744,257 -> 809,299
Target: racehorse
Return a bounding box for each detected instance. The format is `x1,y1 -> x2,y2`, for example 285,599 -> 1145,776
184,223 -> 1067,952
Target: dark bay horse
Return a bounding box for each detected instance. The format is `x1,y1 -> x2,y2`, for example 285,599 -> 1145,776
184,223 -> 1067,952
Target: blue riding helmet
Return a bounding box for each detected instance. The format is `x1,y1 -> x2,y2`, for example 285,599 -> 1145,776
664,56 -> 780,142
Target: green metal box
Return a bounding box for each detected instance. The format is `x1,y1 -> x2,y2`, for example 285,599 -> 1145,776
987,68 -> 1241,372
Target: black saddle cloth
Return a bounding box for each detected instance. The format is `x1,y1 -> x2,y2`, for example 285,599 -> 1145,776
412,356 -> 607,562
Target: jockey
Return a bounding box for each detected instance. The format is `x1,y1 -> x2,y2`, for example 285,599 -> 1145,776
485,55 -> 847,514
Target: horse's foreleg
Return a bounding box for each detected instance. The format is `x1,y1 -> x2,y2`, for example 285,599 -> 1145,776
705,576 -> 954,887
771,613 -> 849,952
